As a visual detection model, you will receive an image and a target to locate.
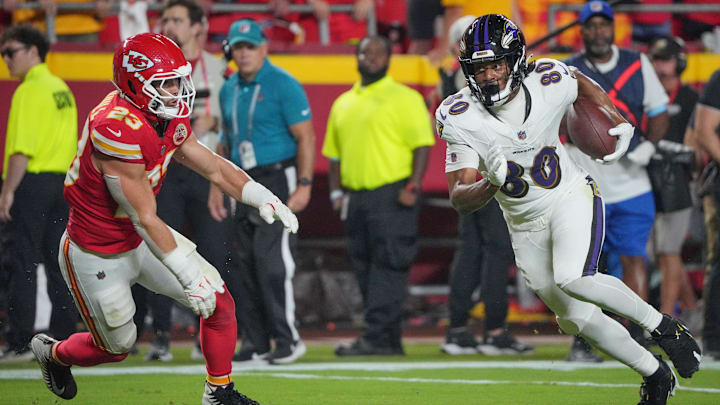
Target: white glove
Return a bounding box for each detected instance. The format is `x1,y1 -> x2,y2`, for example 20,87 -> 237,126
597,122 -> 634,164
481,145 -> 507,187
183,275 -> 223,319
626,140 -> 656,166
259,200 -> 299,233
162,241 -> 225,319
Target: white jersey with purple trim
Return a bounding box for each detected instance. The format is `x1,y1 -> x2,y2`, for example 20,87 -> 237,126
436,58 -> 589,229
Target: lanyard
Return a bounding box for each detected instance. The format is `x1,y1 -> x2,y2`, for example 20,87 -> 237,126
231,83 -> 261,141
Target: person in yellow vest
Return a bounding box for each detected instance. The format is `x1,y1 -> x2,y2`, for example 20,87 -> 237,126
0,24 -> 78,363
6,0 -> 107,42
324,35 -> 435,356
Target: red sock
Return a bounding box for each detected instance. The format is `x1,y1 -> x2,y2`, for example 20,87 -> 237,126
55,332 -> 128,367
201,289 -> 237,377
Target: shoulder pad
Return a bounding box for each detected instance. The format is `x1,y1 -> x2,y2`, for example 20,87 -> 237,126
527,58 -> 577,104
90,121 -> 144,162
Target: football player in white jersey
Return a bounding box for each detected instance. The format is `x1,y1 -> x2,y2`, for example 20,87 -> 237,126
435,15 -> 702,405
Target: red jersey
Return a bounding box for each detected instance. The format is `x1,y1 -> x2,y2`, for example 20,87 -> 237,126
64,91 -> 191,254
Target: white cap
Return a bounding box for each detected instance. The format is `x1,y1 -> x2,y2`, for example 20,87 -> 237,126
449,15 -> 477,47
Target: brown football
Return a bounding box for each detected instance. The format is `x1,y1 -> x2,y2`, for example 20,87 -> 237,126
565,96 -> 617,160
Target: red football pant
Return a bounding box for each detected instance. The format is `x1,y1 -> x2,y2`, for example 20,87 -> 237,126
55,333 -> 128,367
200,289 -> 237,377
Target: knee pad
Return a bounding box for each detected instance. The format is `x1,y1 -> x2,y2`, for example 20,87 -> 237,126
95,284 -> 137,354
104,322 -> 137,354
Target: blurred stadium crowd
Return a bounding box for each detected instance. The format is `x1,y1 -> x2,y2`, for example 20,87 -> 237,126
0,0 -> 719,51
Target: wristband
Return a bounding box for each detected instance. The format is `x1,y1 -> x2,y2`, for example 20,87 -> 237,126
330,189 -> 344,202
298,177 -> 312,186
162,247 -> 198,287
405,183 -> 419,193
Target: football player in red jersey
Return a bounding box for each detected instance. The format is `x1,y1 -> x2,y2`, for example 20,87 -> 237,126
28,33 -> 297,405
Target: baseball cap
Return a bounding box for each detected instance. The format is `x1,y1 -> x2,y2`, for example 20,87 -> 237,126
648,36 -> 684,60
227,19 -> 266,47
579,1 -> 615,25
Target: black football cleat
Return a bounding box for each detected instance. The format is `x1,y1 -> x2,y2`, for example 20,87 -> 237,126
30,333 -> 77,400
638,356 -> 677,405
566,336 -> 603,363
203,381 -> 260,405
651,314 -> 702,378
334,338 -> 405,356
440,329 -> 481,355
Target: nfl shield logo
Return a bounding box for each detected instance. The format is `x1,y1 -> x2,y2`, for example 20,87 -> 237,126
451,152 -> 457,162
517,130 -> 527,140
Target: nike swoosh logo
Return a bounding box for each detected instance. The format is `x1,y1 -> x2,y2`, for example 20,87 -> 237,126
301,108 -> 310,116
439,111 -> 447,120
50,375 -> 65,395
694,351 -> 702,362
107,128 -> 122,137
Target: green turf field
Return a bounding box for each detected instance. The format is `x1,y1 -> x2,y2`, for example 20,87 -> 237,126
1,343 -> 718,404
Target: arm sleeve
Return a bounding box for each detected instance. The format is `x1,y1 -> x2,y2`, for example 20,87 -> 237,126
640,53 -> 670,117
90,122 -> 145,164
699,70 -> 720,109
281,76 -> 312,126
402,91 -> 436,149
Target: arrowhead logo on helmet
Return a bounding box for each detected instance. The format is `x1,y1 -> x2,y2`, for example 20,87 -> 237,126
113,33 -> 195,120
122,50 -> 154,73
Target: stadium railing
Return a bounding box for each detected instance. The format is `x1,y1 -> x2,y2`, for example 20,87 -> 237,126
547,2 -> 720,49
11,1 -> 378,45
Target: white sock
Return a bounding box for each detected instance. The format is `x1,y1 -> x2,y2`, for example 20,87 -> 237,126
580,308 -> 660,376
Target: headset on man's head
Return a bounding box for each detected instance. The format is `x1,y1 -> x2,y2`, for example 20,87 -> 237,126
649,36 -> 688,76
222,19 -> 266,62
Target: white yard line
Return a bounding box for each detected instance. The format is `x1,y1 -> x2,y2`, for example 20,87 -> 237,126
2,359 -> 720,394
238,372 -> 720,394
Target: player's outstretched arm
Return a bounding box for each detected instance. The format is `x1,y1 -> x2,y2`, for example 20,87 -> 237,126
96,153 -> 177,255
574,69 -> 634,164
447,167 -> 499,215
96,153 -> 220,319
175,134 -> 299,233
